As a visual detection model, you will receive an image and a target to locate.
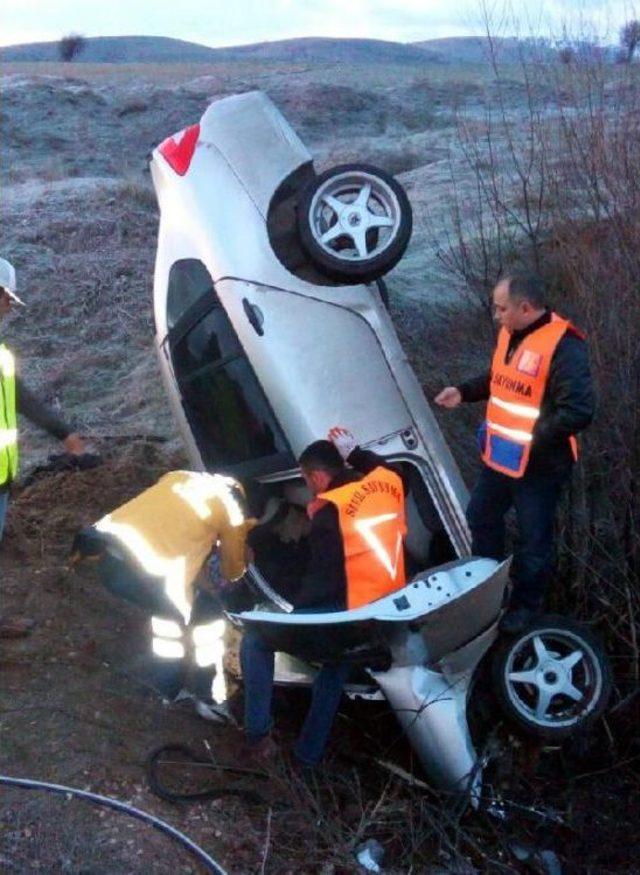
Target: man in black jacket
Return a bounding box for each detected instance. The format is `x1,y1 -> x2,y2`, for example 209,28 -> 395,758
435,273 -> 594,634
241,432 -> 406,768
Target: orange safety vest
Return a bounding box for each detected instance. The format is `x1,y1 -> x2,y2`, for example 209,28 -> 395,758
482,313 -> 580,478
318,466 -> 407,610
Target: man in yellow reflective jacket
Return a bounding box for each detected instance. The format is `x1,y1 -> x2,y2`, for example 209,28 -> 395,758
0,256 -> 85,638
74,470 -> 255,720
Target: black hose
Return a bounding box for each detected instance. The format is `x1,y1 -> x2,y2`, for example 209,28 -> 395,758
0,774 -> 227,874
146,743 -> 267,805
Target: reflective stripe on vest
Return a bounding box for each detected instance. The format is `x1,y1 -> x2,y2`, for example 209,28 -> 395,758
319,466 -> 407,610
0,344 -> 18,486
482,313 -> 579,478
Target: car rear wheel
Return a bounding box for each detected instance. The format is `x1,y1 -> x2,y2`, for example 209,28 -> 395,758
297,163 -> 412,283
492,615 -> 612,740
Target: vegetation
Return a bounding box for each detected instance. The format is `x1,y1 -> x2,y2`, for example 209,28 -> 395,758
620,20 -> 640,64
437,36 -> 640,726
58,33 -> 86,63
558,46 -> 575,65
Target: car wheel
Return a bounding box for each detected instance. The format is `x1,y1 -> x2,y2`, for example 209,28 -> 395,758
492,615 -> 612,740
297,163 -> 412,283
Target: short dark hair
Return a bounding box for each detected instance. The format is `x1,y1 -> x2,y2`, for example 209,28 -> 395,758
503,273 -> 547,309
299,440 -> 344,476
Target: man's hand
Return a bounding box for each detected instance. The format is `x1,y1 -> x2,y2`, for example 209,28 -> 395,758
63,432 -> 86,455
208,552 -> 231,592
327,426 -> 357,460
434,387 -> 462,409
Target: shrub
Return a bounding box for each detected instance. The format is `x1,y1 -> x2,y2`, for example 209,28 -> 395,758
435,37 -> 640,701
58,33 -> 86,63
620,20 -> 640,64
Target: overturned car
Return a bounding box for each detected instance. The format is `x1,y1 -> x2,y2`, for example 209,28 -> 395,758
149,91 -> 611,794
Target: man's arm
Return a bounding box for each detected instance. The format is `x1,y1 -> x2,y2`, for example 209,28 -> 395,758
533,334 -> 595,448
347,446 -> 390,475
457,372 -> 491,403
346,446 -> 409,492
327,427 -> 407,487
16,376 -> 73,440
434,373 -> 490,408
16,373 -> 85,453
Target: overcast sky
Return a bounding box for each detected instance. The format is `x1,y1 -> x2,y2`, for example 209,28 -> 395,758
1,0 -> 634,48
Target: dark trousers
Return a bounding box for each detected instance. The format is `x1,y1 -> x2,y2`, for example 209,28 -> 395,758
466,463 -> 571,610
97,552 -> 222,700
240,628 -> 350,766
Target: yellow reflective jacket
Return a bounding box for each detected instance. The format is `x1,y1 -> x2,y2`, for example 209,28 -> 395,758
95,471 -> 254,621
0,344 -> 18,487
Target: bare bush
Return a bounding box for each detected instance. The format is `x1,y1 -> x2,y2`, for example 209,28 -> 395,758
620,20 -> 640,64
58,33 -> 86,63
435,35 -> 640,702
558,46 -> 575,65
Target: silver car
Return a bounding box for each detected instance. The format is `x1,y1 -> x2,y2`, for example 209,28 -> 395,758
150,91 -> 611,794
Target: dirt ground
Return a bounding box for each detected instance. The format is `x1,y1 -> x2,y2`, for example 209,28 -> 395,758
2,448 -> 640,874
2,60 -> 640,873
0,441 -> 360,873
0,440 -> 471,874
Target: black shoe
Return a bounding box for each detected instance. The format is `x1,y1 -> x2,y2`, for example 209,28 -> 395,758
499,607 -> 537,635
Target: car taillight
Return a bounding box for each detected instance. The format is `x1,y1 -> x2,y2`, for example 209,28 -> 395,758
157,124 -> 200,176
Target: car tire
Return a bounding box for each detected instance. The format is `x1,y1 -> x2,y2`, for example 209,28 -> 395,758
297,163 -> 412,283
492,614 -> 612,740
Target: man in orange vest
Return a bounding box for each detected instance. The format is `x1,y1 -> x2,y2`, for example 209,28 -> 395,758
241,432 -> 407,768
436,273 -> 594,634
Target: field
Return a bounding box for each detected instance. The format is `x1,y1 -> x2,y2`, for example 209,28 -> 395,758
1,55 -> 638,873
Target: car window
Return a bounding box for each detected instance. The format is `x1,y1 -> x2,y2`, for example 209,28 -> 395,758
172,308 -> 242,378
167,259 -> 216,331
181,358 -> 286,468
170,293 -> 291,471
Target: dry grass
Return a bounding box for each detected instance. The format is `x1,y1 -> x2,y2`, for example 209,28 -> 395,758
436,34 -> 640,748
2,44 -> 639,875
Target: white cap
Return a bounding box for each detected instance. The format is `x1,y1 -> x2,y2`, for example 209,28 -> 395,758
0,258 -> 25,306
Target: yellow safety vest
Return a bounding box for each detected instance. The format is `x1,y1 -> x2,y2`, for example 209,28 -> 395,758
0,344 -> 18,486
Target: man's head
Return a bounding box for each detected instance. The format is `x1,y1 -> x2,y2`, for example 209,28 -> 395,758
492,273 -> 547,333
0,258 -> 24,317
299,440 -> 345,495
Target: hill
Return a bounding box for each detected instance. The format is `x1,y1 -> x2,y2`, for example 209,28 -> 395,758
213,36 -> 440,64
0,35 -> 219,63
413,35 -> 553,64
1,34 -> 440,65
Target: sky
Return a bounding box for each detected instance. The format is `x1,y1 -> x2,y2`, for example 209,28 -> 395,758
1,0 -> 635,48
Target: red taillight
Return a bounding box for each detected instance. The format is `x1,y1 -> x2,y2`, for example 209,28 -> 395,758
157,123 -> 200,176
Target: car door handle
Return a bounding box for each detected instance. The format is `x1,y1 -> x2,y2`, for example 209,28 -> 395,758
242,298 -> 264,336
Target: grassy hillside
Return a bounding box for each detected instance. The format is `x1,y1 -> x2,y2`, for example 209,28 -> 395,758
0,35 -> 220,63
1,34 -> 439,65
